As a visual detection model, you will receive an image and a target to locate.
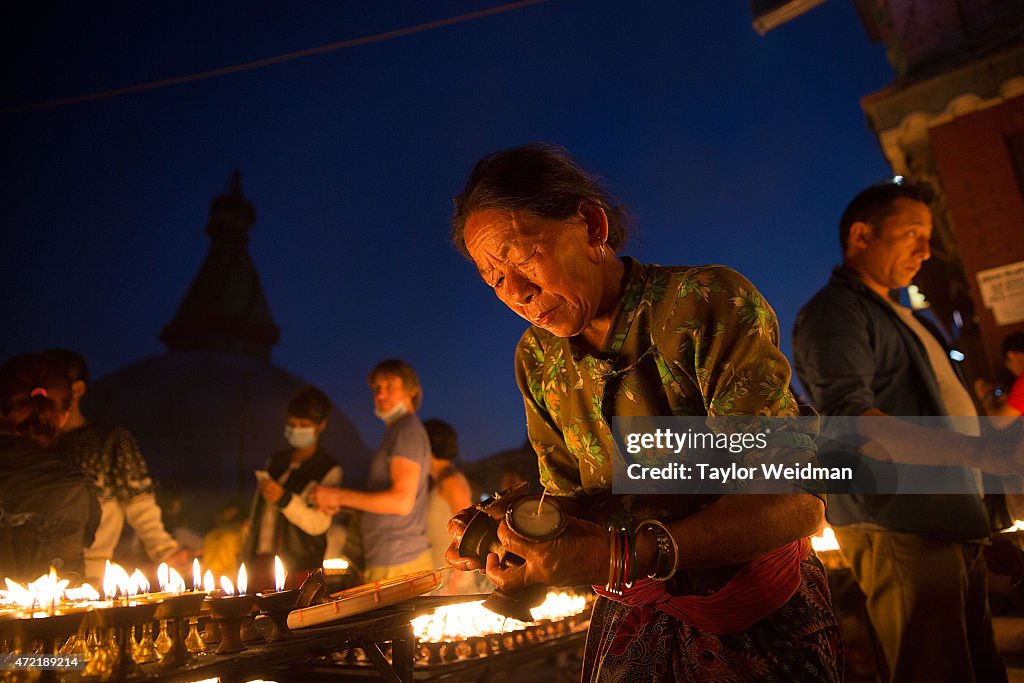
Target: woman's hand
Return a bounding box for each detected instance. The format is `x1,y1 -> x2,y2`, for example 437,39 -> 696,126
444,505 -> 482,571
485,516 -> 609,591
442,491 -> 531,572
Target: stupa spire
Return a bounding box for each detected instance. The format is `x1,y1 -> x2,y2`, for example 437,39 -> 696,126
159,171 -> 280,361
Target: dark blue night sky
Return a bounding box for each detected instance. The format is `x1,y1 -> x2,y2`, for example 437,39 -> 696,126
2,1 -> 894,462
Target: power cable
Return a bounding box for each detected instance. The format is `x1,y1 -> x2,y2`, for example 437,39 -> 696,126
1,0 -> 550,115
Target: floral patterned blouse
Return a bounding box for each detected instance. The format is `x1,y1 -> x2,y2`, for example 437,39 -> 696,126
515,258 -> 804,498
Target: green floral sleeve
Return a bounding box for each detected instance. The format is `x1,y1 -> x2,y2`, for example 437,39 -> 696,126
514,329 -> 586,497
652,266 -> 797,418
652,266 -> 821,490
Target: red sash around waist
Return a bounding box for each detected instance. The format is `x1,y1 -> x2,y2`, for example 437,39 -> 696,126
593,537 -> 810,635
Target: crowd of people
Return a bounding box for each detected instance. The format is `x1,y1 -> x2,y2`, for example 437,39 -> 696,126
1,142 -> 1022,682
0,352 -> 480,598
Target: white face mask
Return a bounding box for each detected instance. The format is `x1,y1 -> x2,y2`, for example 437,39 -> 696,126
374,402 -> 408,423
283,425 -> 317,449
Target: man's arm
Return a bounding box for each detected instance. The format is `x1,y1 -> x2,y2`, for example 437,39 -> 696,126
792,297 -> 877,417
853,408 -> 1023,476
316,456 -> 421,516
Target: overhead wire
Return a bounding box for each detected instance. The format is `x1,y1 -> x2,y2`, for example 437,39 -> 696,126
1,0 -> 550,115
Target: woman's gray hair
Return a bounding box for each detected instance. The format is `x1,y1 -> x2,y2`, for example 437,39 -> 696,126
451,143 -> 632,257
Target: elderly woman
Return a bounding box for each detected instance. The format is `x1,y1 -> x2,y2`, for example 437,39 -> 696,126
446,144 -> 840,681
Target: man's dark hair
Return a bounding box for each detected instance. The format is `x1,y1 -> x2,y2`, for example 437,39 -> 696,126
451,142 -> 633,258
287,387 -> 331,423
839,180 -> 933,254
1002,332 -> 1024,357
42,348 -> 90,385
423,418 -> 458,462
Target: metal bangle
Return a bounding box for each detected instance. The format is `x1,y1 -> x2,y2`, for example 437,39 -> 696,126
613,527 -> 625,595
606,525 -> 619,595
619,528 -> 630,593
637,519 -> 679,582
618,528 -> 634,589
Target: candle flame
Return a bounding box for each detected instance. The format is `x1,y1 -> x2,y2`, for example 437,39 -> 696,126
193,558 -> 201,591
4,579 -> 35,609
101,562 -> 132,599
112,563 -> 131,598
811,526 -> 840,553
65,583 -> 100,601
274,556 -> 285,593
167,567 -> 187,594
410,591 -> 588,642
238,563 -> 247,596
157,563 -> 169,591
130,568 -> 150,596
220,576 -> 235,596
322,558 -> 349,570
24,570 -> 68,611
530,591 -> 587,621
203,570 -> 215,593
103,560 -> 117,599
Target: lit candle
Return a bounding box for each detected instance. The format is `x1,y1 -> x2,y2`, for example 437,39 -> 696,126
220,576 -> 235,596
157,562 -> 169,591
238,564 -> 247,596
4,579 -> 34,610
274,556 -> 286,593
111,563 -> 131,602
508,495 -> 565,540
167,567 -> 187,594
193,558 -> 201,591
323,558 -> 349,570
203,570 -> 216,593
65,583 -> 100,602
103,561 -> 117,600
130,568 -> 150,596
36,568 -> 66,615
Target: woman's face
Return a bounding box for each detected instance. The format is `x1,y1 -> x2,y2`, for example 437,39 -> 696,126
463,207 -> 606,338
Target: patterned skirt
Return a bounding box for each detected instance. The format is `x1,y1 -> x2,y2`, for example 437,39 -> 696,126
581,553 -> 842,682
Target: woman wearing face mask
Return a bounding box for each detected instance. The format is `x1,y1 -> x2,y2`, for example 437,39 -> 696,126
244,387 -> 342,591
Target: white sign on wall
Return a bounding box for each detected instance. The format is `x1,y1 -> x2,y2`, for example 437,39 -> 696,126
976,260 -> 1024,325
